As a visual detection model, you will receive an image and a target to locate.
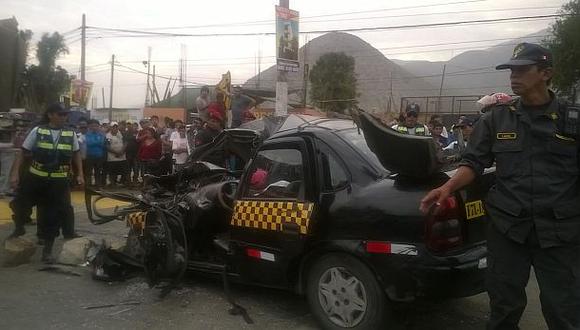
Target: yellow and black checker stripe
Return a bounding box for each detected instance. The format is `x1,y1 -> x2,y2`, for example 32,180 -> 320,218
230,200 -> 314,235
126,211 -> 147,236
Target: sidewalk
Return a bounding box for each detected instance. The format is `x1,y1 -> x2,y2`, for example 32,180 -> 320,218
0,189 -> 129,224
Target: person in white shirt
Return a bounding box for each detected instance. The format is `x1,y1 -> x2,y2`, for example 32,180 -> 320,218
105,122 -> 128,186
170,120 -> 189,172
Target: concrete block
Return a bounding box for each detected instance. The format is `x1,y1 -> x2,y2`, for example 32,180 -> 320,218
2,237 -> 37,267
57,238 -> 94,265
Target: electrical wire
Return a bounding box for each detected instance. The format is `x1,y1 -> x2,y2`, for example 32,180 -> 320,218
84,13 -> 567,38
119,0 -> 487,31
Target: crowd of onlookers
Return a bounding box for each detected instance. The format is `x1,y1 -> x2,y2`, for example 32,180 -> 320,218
68,85 -> 258,188
389,103 -> 476,151
77,115 -> 209,187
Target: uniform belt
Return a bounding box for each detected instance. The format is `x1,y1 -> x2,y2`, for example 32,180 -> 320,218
29,166 -> 69,178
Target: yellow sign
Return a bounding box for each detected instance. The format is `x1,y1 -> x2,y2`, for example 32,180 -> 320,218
465,200 -> 485,220
70,79 -> 93,107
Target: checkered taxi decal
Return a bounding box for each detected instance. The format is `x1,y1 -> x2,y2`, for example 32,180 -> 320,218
126,211 -> 147,235
230,200 -> 314,235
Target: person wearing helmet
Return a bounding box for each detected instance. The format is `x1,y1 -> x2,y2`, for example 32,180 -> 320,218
391,104 -> 429,136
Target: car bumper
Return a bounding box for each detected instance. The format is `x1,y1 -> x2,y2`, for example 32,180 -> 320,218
369,244 -> 487,301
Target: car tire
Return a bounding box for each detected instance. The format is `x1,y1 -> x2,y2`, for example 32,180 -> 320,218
306,253 -> 394,330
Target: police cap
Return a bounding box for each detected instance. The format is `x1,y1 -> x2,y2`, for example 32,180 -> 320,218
45,103 -> 70,114
496,43 -> 553,70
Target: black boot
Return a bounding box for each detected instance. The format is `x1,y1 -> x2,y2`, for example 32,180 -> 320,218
41,238 -> 55,264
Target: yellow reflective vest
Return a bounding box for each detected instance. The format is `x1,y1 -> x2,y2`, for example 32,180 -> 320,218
29,126 -> 74,178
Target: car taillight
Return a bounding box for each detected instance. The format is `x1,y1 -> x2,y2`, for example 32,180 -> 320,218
424,196 -> 464,253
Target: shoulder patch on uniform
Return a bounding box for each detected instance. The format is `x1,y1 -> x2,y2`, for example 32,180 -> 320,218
549,112 -> 559,120
497,132 -> 517,140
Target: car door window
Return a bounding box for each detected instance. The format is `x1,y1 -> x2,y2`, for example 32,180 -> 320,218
245,148 -> 304,200
327,153 -> 348,189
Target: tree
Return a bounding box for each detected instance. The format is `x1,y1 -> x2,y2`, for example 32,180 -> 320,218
544,0 -> 580,98
24,32 -> 70,112
309,52 -> 357,114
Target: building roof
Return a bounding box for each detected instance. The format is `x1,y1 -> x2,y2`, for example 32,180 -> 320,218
151,86 -> 209,108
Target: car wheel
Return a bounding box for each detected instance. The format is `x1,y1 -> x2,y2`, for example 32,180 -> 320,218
306,253 -> 393,329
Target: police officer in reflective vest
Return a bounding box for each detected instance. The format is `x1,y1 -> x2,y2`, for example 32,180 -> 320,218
420,43 -> 580,329
392,104 -> 429,136
9,103 -> 84,263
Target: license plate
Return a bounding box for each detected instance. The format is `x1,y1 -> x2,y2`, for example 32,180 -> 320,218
465,200 -> 485,220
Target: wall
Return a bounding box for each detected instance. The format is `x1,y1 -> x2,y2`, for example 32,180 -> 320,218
90,108 -> 143,123
143,107 -> 186,123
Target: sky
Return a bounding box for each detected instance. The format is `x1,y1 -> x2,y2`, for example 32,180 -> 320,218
3,0 -> 569,108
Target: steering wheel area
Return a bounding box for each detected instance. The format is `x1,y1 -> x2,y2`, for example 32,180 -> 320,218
217,181 -> 238,211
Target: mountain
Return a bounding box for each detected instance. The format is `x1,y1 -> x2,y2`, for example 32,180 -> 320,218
243,32 -> 437,112
392,30 -> 549,97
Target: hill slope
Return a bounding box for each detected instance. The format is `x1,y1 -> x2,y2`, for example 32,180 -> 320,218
244,32 -> 437,112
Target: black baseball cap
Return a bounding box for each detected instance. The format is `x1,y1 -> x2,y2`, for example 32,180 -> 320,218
45,103 -> 70,114
455,118 -> 473,127
496,42 -> 553,70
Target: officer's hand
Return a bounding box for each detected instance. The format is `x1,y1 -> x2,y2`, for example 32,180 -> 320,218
76,175 -> 85,186
9,175 -> 19,190
420,186 -> 451,215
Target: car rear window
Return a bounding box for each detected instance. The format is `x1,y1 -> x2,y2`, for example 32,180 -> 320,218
338,129 -> 387,173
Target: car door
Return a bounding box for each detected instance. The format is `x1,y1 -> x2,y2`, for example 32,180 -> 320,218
228,137 -> 315,287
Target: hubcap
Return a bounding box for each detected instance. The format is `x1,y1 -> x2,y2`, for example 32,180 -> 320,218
318,266 -> 367,328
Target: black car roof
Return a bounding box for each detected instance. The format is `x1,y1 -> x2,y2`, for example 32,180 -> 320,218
267,114 -> 358,139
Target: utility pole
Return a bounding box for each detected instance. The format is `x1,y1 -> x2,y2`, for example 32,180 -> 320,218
109,54 -> 115,123
275,0 -> 290,116
438,64 -> 447,112
101,87 -> 105,109
145,47 -> 151,107
302,33 -> 309,108
258,37 -> 262,89
80,14 -> 86,82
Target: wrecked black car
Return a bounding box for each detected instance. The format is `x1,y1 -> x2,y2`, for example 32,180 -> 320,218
86,113 -> 493,329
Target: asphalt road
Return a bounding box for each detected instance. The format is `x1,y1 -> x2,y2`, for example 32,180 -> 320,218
0,193 -> 548,330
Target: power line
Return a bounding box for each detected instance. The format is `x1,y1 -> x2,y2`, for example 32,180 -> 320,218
118,0 -> 487,31
85,14 -> 566,38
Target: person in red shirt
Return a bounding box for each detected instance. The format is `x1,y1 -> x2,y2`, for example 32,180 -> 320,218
207,93 -> 227,127
138,127 -> 162,175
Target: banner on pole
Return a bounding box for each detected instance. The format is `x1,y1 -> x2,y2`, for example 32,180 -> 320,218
70,79 -> 93,108
275,5 -> 299,72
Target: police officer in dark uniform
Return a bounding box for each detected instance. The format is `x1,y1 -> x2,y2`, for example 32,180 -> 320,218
392,104 -> 429,136
420,43 -> 580,329
9,103 -> 84,262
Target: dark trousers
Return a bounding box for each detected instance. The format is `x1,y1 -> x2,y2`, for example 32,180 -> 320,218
12,174 -> 71,240
126,156 -> 138,182
486,223 -> 580,330
85,157 -> 105,186
106,160 -> 128,184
